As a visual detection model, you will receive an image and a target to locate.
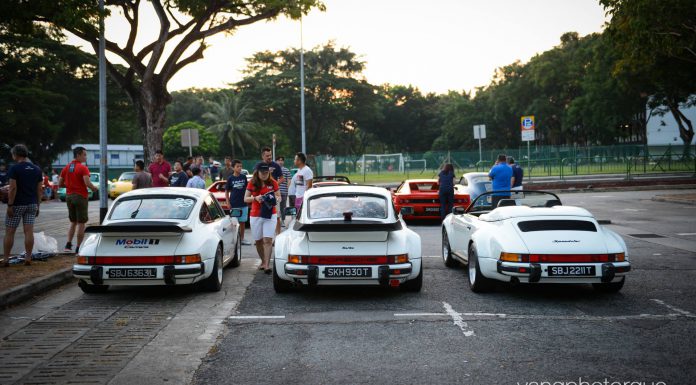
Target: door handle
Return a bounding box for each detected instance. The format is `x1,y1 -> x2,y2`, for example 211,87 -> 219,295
466,226 -> 471,230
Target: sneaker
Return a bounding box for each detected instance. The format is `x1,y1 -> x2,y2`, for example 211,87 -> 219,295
75,245 -> 80,254
241,240 -> 252,246
64,242 -> 73,252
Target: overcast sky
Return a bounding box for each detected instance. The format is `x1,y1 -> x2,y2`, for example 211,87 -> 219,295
77,0 -> 609,95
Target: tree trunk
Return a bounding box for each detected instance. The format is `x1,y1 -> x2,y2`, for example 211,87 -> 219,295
667,101 -> 695,158
139,77 -> 171,163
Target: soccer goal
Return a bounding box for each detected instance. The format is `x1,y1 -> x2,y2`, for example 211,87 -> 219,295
359,153 -> 404,174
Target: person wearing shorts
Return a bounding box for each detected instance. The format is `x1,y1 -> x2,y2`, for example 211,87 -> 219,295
291,152 -> 313,208
59,146 -> 98,254
226,159 -> 250,245
3,145 -> 42,266
244,163 -> 280,274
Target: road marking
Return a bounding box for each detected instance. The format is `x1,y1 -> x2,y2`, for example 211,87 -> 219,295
677,233 -> 696,236
229,315 -> 286,319
651,299 -> 696,318
442,302 -> 475,337
394,312 -> 445,317
422,255 -> 441,258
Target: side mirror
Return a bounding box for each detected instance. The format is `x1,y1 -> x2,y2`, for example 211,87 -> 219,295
400,207 -> 414,216
452,206 -> 466,215
229,208 -> 243,218
284,207 -> 297,217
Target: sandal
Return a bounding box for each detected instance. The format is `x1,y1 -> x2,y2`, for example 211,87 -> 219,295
264,268 -> 272,275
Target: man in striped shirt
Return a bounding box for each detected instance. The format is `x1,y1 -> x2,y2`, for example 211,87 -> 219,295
276,156 -> 292,228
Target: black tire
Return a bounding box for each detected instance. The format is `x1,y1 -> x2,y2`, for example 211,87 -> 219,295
442,230 -> 458,268
229,236 -> 241,268
202,246 -> 223,292
592,277 -> 625,293
78,279 -> 109,293
400,265 -> 423,292
467,245 -> 495,293
273,260 -> 293,293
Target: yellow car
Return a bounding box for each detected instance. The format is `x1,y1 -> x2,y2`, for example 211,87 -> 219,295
108,172 -> 135,199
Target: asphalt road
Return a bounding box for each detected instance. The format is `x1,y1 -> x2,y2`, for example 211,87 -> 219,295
0,189 -> 694,385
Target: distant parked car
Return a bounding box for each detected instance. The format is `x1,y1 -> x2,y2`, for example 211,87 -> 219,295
312,175 -> 352,188
392,179 -> 470,220
58,173 -> 100,201
108,172 -> 135,199
455,172 -> 492,202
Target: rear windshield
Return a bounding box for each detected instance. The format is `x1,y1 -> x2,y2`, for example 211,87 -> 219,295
119,172 -> 136,182
518,220 -> 597,232
308,195 -> 388,219
110,196 -> 196,220
409,182 -> 438,192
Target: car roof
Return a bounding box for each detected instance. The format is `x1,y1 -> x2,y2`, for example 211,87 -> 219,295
404,179 -> 437,183
117,187 -> 209,200
304,185 -> 391,199
463,172 -> 488,178
481,205 -> 594,221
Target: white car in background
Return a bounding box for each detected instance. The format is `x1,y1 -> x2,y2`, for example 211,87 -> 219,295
441,190 -> 630,293
273,185 -> 423,292
73,188 -> 242,293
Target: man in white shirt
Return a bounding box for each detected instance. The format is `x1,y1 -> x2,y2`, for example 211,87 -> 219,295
291,152 -> 313,207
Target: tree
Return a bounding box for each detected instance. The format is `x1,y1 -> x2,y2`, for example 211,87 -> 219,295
601,0 -> 696,151
202,92 -> 259,158
163,121 -> 219,160
1,0 -> 325,161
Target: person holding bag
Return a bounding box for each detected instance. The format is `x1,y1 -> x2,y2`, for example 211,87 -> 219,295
244,164 -> 280,274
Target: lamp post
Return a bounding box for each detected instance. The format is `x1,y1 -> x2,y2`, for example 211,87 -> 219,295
300,16 -> 306,154
98,0 -> 108,223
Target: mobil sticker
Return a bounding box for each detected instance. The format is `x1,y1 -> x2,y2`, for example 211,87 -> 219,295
115,239 -> 160,248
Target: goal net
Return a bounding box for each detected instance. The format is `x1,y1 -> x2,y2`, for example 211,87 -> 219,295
359,153 -> 404,174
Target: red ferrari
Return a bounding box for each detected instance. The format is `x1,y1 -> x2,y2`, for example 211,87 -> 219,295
207,180 -> 230,213
392,179 -> 470,220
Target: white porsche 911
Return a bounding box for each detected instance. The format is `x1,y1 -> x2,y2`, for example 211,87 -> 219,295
442,190 -> 630,293
273,185 -> 422,292
72,188 -> 242,293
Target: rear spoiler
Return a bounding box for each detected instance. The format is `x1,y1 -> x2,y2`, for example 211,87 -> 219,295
293,221 -> 402,232
85,221 -> 192,233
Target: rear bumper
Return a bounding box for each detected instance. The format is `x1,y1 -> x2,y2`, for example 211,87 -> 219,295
281,262 -> 415,287
72,263 -> 205,286
496,261 -> 630,283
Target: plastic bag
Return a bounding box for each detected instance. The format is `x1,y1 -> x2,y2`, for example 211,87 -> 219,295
33,232 -> 58,253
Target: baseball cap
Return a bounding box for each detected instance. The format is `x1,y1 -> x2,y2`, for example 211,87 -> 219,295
256,163 -> 270,172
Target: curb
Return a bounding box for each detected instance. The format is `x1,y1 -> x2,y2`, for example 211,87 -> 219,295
0,268 -> 75,309
652,196 -> 696,205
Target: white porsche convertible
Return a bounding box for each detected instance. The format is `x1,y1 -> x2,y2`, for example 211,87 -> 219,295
442,190 -> 630,293
72,188 -> 242,293
273,185 -> 422,292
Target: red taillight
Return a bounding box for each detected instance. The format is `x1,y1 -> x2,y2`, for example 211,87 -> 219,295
85,255 -> 201,265
292,255 -> 409,265
528,254 -> 614,263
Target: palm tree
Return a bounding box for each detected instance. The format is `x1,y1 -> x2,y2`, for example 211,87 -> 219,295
203,92 -> 259,158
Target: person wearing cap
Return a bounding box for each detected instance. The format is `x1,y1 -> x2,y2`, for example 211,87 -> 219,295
254,147 -> 284,234
508,156 -> 523,191
244,163 -> 280,274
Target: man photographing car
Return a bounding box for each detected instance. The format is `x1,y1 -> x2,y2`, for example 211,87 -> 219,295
488,154 -> 512,209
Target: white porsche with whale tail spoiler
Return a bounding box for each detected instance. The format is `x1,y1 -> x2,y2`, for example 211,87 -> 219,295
442,190 -> 630,293
273,185 -> 422,293
72,188 -> 242,293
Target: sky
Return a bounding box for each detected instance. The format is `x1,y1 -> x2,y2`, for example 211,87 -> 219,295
75,0 -> 609,95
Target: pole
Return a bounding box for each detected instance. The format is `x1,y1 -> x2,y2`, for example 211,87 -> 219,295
188,129 -> 192,157
300,16 -> 306,154
478,137 -> 482,163
527,141 -> 531,175
98,0 -> 108,224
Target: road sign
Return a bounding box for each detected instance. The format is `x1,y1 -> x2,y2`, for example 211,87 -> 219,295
473,125 -> 486,139
520,115 -> 535,141
180,129 -> 199,147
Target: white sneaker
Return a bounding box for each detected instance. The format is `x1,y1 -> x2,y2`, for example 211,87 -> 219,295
241,240 -> 252,246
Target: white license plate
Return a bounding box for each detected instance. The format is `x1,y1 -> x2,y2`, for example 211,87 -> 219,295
547,266 -> 596,276
425,207 -> 440,213
324,267 -> 372,278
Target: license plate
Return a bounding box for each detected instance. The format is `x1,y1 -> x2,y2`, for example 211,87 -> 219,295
108,268 -> 157,279
547,266 -> 596,276
324,267 -> 372,278
425,207 -> 440,213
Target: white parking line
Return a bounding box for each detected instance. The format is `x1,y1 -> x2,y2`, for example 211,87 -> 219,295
443,302 -> 475,337
229,315 -> 286,319
651,299 -> 696,317
677,233 -> 696,236
394,312 -> 445,317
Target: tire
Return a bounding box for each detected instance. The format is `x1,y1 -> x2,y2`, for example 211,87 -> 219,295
202,246 -> 223,292
229,236 -> 241,268
78,279 -> 109,293
273,260 -> 293,293
467,245 -> 494,293
442,229 -> 458,268
592,277 -> 625,293
400,265 -> 423,292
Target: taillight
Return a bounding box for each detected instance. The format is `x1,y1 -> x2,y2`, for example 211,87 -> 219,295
76,256 -> 88,265
288,255 -> 302,264
499,252 -> 527,262
388,254 -> 409,263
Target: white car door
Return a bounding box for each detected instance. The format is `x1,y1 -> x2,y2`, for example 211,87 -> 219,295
451,213 -> 475,256
203,195 -> 234,259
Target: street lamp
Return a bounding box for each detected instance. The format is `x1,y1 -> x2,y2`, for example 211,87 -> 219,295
300,15 -> 306,154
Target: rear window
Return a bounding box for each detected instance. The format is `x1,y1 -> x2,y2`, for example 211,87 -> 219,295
409,183 -> 438,192
110,196 -> 196,220
119,172 -> 136,182
308,195 -> 388,219
518,220 -> 597,232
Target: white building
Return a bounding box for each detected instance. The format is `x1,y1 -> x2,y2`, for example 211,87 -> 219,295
52,144 -> 144,170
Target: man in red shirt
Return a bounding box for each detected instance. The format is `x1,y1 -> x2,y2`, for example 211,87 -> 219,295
59,146 -> 98,253
148,150 -> 171,187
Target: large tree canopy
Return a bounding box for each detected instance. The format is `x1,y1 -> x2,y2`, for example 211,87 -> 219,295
0,0 -> 324,162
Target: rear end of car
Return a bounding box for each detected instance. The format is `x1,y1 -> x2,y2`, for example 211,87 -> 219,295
493,217 -> 630,285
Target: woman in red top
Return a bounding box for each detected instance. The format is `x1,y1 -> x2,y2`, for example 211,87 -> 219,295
244,164 -> 281,273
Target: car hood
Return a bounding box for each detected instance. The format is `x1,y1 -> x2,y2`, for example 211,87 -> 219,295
505,216 -> 614,254
480,205 -> 593,221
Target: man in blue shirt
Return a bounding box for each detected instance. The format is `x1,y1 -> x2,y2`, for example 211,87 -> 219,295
488,154 -> 513,209
4,145 -> 42,266
508,157 -> 524,190
226,160 -> 250,245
